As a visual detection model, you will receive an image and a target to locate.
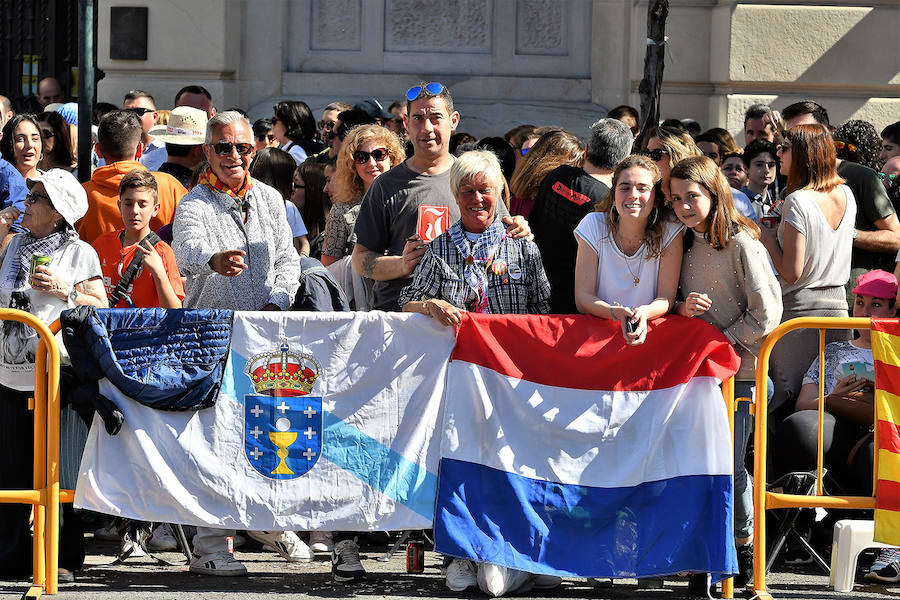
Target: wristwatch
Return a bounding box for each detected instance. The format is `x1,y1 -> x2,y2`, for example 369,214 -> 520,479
68,286 -> 78,304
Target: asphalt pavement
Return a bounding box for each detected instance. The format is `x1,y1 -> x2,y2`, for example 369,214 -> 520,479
0,534 -> 896,599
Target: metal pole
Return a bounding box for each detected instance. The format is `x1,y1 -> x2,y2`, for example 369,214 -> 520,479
77,0 -> 94,183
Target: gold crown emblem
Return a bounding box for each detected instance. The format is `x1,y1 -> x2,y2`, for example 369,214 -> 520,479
244,339 -> 320,397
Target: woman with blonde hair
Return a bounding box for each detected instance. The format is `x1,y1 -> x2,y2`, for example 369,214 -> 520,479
508,128 -> 583,218
760,123 -> 856,423
574,154 -> 683,345
669,156 -> 782,588
322,124 -> 405,309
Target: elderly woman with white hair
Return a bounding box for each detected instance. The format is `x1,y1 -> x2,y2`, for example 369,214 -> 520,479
401,150 -> 550,325
400,150 -> 555,597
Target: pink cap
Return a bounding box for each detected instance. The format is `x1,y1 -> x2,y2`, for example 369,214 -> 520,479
852,269 -> 898,300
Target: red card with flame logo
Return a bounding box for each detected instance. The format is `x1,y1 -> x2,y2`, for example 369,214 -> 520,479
416,205 -> 450,242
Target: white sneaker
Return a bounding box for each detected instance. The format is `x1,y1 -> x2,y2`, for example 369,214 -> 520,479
189,552 -> 248,576
147,524 -> 178,551
93,521 -> 119,541
533,573 -> 562,589
247,530 -> 313,563
309,531 -> 334,553
477,563 -> 534,597
445,558 -> 477,591
119,535 -> 146,559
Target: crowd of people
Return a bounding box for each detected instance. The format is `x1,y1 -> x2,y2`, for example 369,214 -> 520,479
1,77 -> 899,595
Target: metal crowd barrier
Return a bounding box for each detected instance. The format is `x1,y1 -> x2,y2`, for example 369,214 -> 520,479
0,310 -> 62,597
752,317 -> 879,599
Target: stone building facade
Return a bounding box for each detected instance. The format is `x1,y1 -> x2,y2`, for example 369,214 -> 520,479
97,0 -> 898,141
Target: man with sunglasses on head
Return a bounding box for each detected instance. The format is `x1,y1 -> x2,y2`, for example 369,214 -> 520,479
124,90 -> 167,172
352,82 -> 530,312
78,110 -> 186,245
172,111 -> 303,576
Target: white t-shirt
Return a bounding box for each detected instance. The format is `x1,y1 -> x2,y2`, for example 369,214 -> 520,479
0,236 -> 102,390
574,212 -> 683,309
777,184 -> 855,295
285,201 -> 308,238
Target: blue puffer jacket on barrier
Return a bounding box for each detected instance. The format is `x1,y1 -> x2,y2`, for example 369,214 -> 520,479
60,307 -> 233,434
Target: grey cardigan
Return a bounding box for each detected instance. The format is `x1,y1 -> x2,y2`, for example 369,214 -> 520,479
172,180 -> 301,310
678,228 -> 783,381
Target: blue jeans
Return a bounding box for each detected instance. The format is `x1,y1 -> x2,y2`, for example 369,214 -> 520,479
733,381 -> 754,539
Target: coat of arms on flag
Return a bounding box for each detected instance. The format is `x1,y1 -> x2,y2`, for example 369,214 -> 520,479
243,339 -> 322,479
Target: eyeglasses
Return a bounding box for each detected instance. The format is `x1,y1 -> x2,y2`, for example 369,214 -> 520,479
25,192 -> 52,205
125,107 -> 154,117
317,120 -> 337,132
644,148 -> 669,162
211,141 -> 253,156
292,182 -> 305,190
353,147 -> 389,164
405,82 -> 444,102
41,129 -> 54,139
833,140 -> 858,153
878,172 -> 898,186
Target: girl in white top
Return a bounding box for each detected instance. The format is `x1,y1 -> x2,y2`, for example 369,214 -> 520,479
574,154 -> 683,345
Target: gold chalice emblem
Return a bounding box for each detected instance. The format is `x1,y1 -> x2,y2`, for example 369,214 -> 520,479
268,431 -> 298,475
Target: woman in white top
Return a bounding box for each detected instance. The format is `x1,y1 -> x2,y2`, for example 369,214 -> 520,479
574,154 -> 683,344
759,123 -> 856,422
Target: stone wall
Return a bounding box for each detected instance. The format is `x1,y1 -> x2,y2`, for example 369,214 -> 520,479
97,0 -> 899,142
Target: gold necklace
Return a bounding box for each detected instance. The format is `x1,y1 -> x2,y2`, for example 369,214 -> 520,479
616,231 -> 645,286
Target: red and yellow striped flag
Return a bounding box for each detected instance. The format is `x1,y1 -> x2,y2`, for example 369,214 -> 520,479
869,319 -> 900,545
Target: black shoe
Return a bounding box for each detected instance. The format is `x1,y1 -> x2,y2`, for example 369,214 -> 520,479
735,543 -> 753,588
331,539 -> 367,583
865,561 -> 900,583
57,568 -> 75,584
688,573 -> 711,597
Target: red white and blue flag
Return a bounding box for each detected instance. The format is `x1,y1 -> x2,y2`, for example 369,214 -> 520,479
435,314 -> 741,578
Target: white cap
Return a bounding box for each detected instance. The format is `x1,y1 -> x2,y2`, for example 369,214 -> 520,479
26,169 -> 88,227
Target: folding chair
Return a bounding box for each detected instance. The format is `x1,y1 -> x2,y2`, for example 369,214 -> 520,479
765,471 -> 831,574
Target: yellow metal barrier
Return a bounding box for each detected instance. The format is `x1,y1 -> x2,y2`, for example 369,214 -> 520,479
0,309 -> 61,598
752,317 -> 877,599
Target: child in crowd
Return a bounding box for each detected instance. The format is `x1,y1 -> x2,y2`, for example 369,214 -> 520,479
90,168 -> 185,555
741,140 -> 779,218
669,155 -> 782,589
92,169 -> 184,309
721,152 -> 748,190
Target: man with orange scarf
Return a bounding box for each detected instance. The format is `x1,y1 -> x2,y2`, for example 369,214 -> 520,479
172,111 -> 302,575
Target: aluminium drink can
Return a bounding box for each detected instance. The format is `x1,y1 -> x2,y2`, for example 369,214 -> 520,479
406,540 -> 424,573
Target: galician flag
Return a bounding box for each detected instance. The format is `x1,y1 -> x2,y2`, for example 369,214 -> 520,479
74,312 -> 455,531
867,318 -> 900,545
435,314 -> 741,578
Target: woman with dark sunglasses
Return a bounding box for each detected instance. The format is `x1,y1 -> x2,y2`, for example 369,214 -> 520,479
644,125 -> 757,221
272,100 -> 325,166
321,124 -> 405,309
36,111 -> 75,172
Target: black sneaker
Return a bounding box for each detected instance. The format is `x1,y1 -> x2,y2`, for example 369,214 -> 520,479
865,561 -> 900,583
687,573 -> 712,597
735,543 -> 753,588
332,539 -> 367,583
